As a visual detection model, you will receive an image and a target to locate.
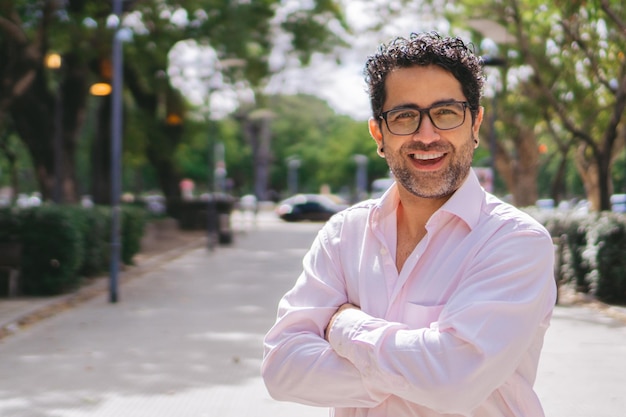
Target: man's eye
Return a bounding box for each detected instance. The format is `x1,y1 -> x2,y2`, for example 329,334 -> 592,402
434,105 -> 461,116
390,110 -> 419,121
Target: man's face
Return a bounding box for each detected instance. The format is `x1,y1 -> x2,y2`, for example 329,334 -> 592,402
369,65 -> 483,200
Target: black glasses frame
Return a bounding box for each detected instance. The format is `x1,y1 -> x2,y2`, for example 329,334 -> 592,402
379,101 -> 470,135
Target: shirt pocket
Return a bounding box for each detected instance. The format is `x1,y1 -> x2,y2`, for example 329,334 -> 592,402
402,303 -> 445,329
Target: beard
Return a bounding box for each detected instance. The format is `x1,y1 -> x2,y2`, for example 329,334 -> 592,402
385,136 -> 476,199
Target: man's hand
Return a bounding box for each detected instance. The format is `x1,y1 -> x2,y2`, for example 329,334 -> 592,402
325,303 -> 359,341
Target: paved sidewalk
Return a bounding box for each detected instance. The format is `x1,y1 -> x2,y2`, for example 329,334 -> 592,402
0,212 -> 625,416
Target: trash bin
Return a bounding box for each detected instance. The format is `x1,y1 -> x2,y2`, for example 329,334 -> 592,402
168,194 -> 235,245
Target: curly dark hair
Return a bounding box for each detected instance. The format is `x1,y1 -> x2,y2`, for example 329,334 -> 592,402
364,32 -> 485,122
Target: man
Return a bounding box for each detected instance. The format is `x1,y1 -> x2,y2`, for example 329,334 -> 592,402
262,32 -> 556,417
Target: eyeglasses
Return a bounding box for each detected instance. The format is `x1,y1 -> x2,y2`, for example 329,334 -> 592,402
380,101 -> 470,135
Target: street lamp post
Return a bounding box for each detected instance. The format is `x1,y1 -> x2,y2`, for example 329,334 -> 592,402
206,121 -> 218,251
109,0 -> 124,303
354,154 -> 368,202
204,58 -> 246,250
287,157 -> 301,196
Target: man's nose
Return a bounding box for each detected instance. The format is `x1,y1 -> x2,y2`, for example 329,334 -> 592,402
412,114 -> 440,143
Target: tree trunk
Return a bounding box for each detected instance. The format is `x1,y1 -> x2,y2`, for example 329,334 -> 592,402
513,125 -> 539,207
10,72 -> 56,201
10,55 -> 88,204
146,122 -> 184,200
551,153 -> 569,204
575,144 -> 601,211
495,121 -> 539,207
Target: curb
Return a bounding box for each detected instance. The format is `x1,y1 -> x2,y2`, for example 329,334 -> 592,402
557,285 -> 626,324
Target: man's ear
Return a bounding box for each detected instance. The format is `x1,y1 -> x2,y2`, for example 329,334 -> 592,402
472,106 -> 484,143
369,118 -> 385,158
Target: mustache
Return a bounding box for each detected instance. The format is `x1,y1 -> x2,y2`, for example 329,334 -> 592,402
401,141 -> 451,153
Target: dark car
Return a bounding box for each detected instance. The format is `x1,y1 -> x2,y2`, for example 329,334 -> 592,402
276,194 -> 348,222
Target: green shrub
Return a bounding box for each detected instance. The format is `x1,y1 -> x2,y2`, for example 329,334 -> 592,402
19,206 -> 84,295
589,214 -> 626,304
564,214 -> 595,293
529,208 -> 626,303
526,209 -> 592,291
121,205 -> 147,265
0,204 -> 148,296
70,206 -> 110,277
0,207 -> 23,241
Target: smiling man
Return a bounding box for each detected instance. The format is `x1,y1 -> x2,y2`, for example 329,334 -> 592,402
262,32 -> 556,417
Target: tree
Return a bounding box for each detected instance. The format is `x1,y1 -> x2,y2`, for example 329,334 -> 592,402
451,0 -> 626,211
0,0 -> 347,204
250,94 -> 387,199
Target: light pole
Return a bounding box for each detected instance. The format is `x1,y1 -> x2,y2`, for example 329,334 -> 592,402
214,141 -> 226,193
354,154 -> 368,202
203,58 -> 246,250
109,0 -> 124,303
287,157 -> 301,196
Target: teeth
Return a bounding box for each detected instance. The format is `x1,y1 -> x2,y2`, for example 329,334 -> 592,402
411,152 -> 444,160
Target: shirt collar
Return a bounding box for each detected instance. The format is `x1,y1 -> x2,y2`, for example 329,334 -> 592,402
438,168 -> 484,230
373,168 -> 485,231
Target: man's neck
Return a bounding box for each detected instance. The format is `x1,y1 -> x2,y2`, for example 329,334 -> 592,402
394,189 -> 451,272
396,188 -> 451,236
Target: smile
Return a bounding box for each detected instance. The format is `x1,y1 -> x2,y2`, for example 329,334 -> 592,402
410,152 -> 445,161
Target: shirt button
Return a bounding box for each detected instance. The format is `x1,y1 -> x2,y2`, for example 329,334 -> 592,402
380,248 -> 388,256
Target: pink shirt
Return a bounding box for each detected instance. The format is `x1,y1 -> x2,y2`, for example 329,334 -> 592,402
262,170 -> 556,417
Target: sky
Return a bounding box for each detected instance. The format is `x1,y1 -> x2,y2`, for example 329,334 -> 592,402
264,1 -> 450,120
167,0 -> 453,121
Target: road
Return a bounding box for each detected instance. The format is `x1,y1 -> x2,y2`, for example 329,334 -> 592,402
0,212 -> 624,416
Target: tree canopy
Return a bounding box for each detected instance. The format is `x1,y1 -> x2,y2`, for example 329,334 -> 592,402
0,0 -> 348,203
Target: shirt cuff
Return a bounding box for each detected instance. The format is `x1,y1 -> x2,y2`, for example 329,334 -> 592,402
328,307 -> 371,360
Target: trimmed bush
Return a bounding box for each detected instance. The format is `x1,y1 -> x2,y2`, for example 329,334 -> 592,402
530,208 -> 626,304
565,214 -> 594,293
0,207 -> 23,241
590,214 -> 626,303
121,205 -> 147,265
19,206 -> 84,295
71,206 -> 110,277
0,204 -> 148,296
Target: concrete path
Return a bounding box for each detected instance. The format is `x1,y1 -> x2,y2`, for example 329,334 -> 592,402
0,212 -> 624,416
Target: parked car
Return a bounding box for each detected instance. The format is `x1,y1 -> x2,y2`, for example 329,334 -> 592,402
611,194 -> 626,213
371,177 -> 395,199
536,198 -> 555,211
276,194 -> 348,222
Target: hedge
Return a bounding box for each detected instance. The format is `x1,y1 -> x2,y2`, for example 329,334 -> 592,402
0,204 -> 146,296
526,208 -> 626,304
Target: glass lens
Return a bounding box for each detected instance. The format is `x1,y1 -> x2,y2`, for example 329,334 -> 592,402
386,109 -> 421,135
430,102 -> 466,130
384,102 -> 466,134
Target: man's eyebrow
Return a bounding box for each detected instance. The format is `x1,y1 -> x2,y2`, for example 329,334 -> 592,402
388,98 -> 462,111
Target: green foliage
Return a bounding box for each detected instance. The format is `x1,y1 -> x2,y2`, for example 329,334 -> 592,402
588,214 -> 626,303
535,209 -> 626,304
2,0 -> 348,202
0,207 -> 22,241
70,206 -> 111,277
121,205 -> 147,265
18,206 -> 84,296
262,94 -> 386,198
0,205 -> 147,296
565,216 -> 594,292
445,0 -> 626,209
